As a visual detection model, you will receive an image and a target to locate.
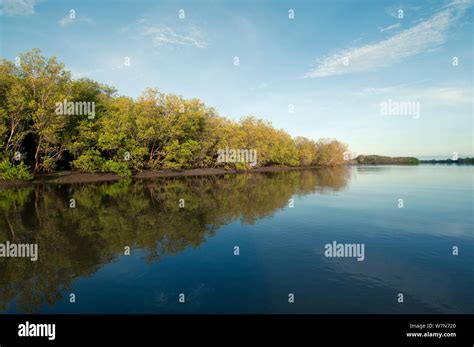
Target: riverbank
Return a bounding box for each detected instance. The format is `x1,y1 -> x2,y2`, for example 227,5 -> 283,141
0,166 -> 337,188
4,159 -> 473,188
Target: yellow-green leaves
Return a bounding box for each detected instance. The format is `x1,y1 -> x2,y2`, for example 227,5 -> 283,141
1,50 -> 349,177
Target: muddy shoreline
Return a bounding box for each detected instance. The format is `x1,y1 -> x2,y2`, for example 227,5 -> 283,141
0,165 -> 341,188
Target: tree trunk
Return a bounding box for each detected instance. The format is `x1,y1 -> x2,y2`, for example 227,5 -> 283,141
34,137 -> 42,172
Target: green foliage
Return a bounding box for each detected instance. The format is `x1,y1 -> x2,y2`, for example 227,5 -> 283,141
0,50 -> 350,179
314,139 -> 347,166
100,160 -> 132,177
0,159 -> 33,180
163,139 -> 200,170
72,149 -> 105,172
356,155 -> 419,165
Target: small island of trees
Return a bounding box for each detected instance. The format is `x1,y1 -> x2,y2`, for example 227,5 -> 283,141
355,155 -> 420,165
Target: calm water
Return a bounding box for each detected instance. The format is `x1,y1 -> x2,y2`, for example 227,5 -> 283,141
0,165 -> 472,314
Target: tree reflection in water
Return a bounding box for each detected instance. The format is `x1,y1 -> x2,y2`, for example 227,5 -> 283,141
0,167 -> 350,312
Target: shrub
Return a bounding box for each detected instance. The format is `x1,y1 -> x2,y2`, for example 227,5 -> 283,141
0,159 -> 33,180
72,150 -> 105,172
163,140 -> 200,170
101,160 -> 132,176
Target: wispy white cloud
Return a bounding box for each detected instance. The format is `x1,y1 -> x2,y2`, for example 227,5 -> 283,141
379,22 -> 401,33
59,14 -> 94,27
0,0 -> 36,16
123,16 -> 208,48
142,25 -> 208,48
356,84 -> 472,106
304,0 -> 471,78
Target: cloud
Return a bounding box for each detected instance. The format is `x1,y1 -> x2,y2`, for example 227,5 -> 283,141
0,0 -> 36,16
59,14 -> 94,27
379,23 -> 401,33
356,84 -> 472,106
304,1 -> 471,78
142,25 -> 208,48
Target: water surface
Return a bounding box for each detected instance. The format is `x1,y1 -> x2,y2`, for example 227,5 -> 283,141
0,165 -> 472,313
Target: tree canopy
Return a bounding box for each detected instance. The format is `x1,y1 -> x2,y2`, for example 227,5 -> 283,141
0,50 -> 348,179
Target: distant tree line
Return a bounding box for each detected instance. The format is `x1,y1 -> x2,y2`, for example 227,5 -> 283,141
420,158 -> 474,165
354,155 -> 474,165
0,50 -> 348,179
355,155 -> 419,165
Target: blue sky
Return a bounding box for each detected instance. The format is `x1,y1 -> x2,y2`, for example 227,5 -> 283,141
0,0 -> 472,157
